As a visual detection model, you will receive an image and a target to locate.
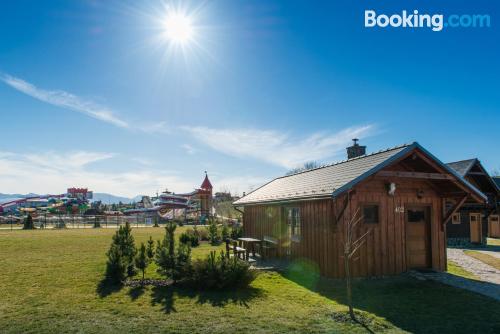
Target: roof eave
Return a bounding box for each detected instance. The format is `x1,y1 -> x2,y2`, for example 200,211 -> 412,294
332,143 -> 418,198
233,194 -> 332,206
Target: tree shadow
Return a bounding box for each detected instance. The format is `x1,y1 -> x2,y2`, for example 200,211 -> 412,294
96,277 -> 123,298
128,285 -> 146,301
151,286 -> 176,313
151,284 -> 264,313
280,265 -> 500,334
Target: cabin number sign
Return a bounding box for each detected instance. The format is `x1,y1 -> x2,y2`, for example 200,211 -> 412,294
395,206 -> 404,213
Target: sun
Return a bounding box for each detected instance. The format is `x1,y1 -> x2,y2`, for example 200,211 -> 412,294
163,12 -> 194,44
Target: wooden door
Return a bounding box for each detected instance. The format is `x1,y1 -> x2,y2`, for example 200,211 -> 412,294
406,206 -> 431,269
469,213 -> 482,243
489,215 -> 500,238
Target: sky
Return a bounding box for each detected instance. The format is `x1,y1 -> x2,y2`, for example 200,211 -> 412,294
0,0 -> 499,197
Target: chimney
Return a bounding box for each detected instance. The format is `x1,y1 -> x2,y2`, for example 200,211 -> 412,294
346,138 -> 366,159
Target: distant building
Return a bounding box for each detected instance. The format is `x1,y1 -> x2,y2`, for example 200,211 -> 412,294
446,159 -> 500,243
67,188 -> 93,201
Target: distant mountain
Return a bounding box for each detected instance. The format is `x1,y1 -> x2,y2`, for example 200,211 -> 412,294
0,193 -> 41,203
91,193 -> 139,205
0,193 -> 143,205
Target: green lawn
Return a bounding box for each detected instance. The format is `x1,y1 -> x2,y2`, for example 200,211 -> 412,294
487,238 -> 500,247
1,228 -> 499,333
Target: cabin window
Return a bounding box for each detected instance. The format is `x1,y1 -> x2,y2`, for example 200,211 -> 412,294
408,209 -> 425,223
452,213 -> 461,224
363,205 -> 379,224
489,215 -> 499,223
470,214 -> 478,222
287,207 -> 301,241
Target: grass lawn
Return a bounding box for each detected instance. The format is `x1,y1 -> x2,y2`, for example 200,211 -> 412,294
464,250 -> 500,271
446,260 -> 479,280
1,228 -> 499,333
487,238 -> 500,247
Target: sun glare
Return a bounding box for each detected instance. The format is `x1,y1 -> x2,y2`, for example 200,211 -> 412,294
164,12 -> 194,44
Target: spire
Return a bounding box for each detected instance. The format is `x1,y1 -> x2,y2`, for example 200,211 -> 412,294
200,171 -> 213,190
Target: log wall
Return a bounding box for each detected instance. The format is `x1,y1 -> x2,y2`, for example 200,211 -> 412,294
243,177 -> 447,278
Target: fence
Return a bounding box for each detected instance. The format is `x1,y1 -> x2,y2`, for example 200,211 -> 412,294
0,214 -> 162,230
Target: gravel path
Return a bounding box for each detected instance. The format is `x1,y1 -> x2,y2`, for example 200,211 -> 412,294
410,248 -> 500,301
478,250 -> 500,259
447,248 -> 500,284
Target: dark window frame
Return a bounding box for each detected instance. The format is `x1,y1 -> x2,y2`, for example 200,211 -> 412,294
286,207 -> 301,241
361,203 -> 380,224
452,212 -> 461,224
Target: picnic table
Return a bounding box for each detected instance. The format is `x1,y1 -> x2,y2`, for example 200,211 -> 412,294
237,237 -> 261,257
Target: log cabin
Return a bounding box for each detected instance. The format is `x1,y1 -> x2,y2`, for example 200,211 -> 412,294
233,141 -> 486,278
446,159 -> 500,243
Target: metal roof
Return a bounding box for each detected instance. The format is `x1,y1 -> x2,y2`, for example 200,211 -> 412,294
447,159 -> 500,194
494,177 -> 500,188
446,159 -> 477,177
234,142 -> 487,206
234,144 -> 412,205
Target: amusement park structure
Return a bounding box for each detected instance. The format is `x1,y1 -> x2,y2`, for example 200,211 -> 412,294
123,172 -> 214,222
0,188 -> 93,215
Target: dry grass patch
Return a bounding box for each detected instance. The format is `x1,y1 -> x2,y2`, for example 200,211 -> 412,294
464,250 -> 500,271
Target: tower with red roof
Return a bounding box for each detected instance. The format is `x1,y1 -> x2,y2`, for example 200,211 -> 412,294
198,171 -> 213,218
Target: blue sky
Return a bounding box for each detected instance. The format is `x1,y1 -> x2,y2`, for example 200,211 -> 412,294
0,0 -> 499,197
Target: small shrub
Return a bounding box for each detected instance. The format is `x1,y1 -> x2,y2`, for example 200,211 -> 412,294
230,225 -> 243,240
197,227 -> 209,241
22,214 -> 35,230
221,223 -> 229,241
188,250 -> 256,290
179,228 -> 200,247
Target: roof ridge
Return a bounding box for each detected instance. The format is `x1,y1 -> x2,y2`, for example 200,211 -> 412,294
278,142 -> 413,179
446,158 -> 477,165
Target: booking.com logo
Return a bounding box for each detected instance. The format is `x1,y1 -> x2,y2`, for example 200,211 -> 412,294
365,10 -> 491,32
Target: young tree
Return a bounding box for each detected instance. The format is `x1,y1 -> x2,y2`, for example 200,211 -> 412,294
111,222 -> 137,276
286,161 -> 320,175
208,219 -> 220,245
146,236 -> 155,260
343,207 -> 371,320
155,222 -> 177,279
22,214 -> 34,230
135,243 -> 149,281
105,244 -> 127,283
155,222 -> 192,282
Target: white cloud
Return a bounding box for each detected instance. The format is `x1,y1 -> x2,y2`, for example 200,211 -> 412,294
0,151 -> 196,197
1,74 -> 129,128
181,125 -> 375,168
1,74 -> 169,133
181,143 -> 197,155
212,175 -> 270,197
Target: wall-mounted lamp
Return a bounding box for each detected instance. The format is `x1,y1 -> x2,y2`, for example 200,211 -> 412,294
417,189 -> 424,199
386,182 -> 396,196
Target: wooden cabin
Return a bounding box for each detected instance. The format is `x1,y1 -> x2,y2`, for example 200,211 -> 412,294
446,160 -> 500,244
233,142 -> 486,278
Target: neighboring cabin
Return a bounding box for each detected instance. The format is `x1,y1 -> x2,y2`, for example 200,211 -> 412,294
446,159 -> 500,244
234,141 -> 486,278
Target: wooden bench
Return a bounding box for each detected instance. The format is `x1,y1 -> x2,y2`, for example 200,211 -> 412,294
260,236 -> 278,260
226,240 -> 248,260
